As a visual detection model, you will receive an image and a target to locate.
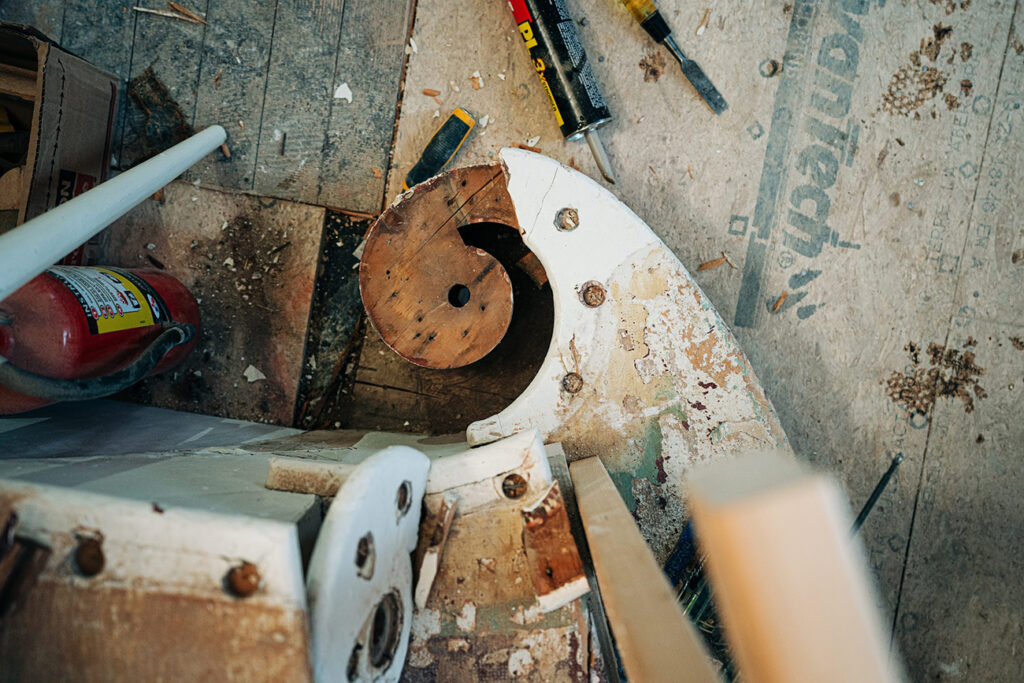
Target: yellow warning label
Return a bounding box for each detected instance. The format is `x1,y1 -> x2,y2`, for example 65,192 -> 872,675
48,266 -> 160,334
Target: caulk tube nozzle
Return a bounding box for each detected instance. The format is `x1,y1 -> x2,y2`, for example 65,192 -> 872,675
584,129 -> 616,184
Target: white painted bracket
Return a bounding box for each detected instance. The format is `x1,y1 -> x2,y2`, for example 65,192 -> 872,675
306,446 -> 430,682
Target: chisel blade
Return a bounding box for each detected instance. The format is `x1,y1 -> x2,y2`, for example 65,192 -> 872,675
664,36 -> 728,115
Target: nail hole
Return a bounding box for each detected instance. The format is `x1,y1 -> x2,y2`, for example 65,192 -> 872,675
448,284 -> 471,307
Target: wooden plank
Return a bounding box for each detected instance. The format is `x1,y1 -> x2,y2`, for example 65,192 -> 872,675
59,0 -> 137,168
687,453 -> 900,683
253,0 -> 343,203
0,1 -> 65,42
119,1 -> 208,168
317,0 -> 411,213
570,456 -> 719,683
190,0 -> 276,189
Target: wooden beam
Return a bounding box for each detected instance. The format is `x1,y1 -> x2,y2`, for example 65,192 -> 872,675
687,453 -> 903,683
570,456 -> 720,683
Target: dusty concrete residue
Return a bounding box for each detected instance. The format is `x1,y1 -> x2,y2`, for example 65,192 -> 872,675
639,51 -> 666,83
885,341 -> 987,416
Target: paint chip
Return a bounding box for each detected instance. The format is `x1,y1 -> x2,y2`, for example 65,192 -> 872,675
334,83 -> 353,102
243,365 -> 266,383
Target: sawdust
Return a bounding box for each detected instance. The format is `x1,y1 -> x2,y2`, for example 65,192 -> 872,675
885,342 -> 987,416
639,51 -> 667,83
882,66 -> 947,117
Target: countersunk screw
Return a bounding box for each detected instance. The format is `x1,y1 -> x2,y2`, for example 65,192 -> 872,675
75,537 -> 105,577
581,281 -> 605,307
562,372 -> 584,394
502,473 -> 528,499
226,561 -> 261,598
556,208 -> 579,231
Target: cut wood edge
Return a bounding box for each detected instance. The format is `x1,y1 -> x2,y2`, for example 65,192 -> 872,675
413,491 -> 458,610
264,457 -> 354,497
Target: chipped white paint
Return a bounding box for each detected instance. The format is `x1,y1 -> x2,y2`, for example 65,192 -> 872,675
306,446 -> 429,682
0,479 -> 305,607
508,649 -> 534,677
455,602 -> 477,632
408,607 -> 441,668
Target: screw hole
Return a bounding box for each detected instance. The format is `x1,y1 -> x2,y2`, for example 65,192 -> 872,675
355,532 -> 375,579
396,481 -> 412,517
448,284 -> 471,307
369,593 -> 402,669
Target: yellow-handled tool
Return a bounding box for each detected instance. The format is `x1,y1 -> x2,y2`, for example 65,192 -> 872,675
619,0 -> 728,114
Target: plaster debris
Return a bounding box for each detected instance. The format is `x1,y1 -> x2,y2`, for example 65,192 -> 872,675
433,110 -> 440,118
243,365 -> 266,383
498,72 -> 506,80
526,135 -> 541,146
333,83 -> 353,102
479,114 -> 490,128
449,80 -> 460,92
223,257 -> 235,268
409,37 -> 418,54
146,243 -> 156,250
471,71 -> 484,89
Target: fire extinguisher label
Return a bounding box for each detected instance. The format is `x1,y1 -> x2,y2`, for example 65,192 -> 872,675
46,266 -> 171,335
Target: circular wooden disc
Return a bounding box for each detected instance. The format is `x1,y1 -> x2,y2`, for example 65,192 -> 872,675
359,165 -> 519,369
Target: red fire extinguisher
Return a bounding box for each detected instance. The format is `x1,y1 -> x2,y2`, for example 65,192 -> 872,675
0,266 -> 200,414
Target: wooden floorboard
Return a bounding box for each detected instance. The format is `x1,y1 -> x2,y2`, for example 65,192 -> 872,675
253,0 -> 344,204
0,0 -> 65,43
317,0 -> 411,213
119,2 -> 209,168
189,0 -> 277,190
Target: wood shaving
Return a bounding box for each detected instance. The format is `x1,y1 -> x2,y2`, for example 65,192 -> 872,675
220,142 -> 231,158
168,1 -> 207,24
696,8 -> 710,35
698,256 -> 727,271
773,291 -> 788,312
515,144 -> 542,153
371,167 -> 382,179
422,88 -> 440,96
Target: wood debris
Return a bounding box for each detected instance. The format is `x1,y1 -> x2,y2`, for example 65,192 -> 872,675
168,1 -> 207,24
214,68 -> 222,88
698,256 -> 727,271
220,142 -> 231,158
696,8 -> 711,35
471,70 -> 484,90
422,88 -> 440,96
151,188 -> 165,202
773,291 -> 788,312
132,6 -> 196,22
432,96 -> 443,106
515,143 -> 542,153
371,167 -> 382,179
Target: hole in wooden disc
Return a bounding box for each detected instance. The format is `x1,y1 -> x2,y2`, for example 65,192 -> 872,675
448,284 -> 471,307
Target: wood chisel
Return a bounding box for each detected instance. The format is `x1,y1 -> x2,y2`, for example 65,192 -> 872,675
403,107 -> 476,190
507,0 -> 617,184
620,0 -> 728,114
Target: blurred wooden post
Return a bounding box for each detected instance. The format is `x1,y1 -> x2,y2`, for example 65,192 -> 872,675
687,453 -> 903,683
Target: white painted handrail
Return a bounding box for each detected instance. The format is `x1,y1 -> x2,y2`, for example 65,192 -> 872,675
0,125 -> 227,303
